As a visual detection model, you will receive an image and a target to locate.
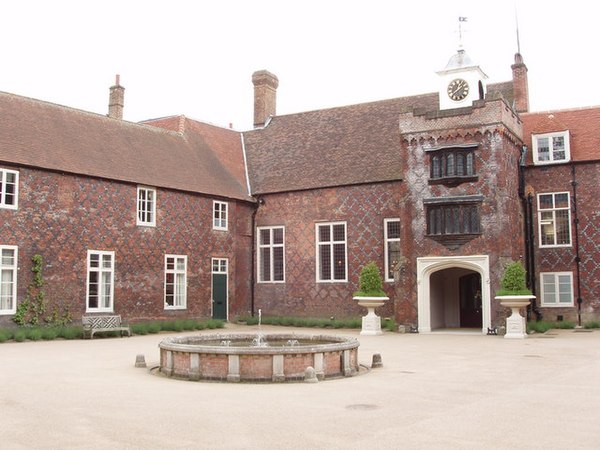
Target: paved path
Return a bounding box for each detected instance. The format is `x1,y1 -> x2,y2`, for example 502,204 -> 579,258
2,325 -> 600,449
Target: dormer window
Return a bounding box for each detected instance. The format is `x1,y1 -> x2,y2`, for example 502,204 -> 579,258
427,145 -> 478,186
532,131 -> 570,165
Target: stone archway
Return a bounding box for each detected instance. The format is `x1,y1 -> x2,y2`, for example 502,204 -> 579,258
417,255 -> 490,334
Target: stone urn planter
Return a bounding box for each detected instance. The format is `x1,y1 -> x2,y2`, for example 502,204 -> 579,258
353,262 -> 389,336
495,295 -> 535,339
354,296 -> 390,336
495,262 -> 534,339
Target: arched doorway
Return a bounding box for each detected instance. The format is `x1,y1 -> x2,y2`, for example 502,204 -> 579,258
417,255 -> 490,334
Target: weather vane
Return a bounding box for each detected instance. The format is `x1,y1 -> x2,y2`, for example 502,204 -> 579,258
458,16 -> 468,49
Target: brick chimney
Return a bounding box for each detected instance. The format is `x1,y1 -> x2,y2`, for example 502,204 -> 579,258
108,74 -> 125,119
252,70 -> 278,128
511,53 -> 529,113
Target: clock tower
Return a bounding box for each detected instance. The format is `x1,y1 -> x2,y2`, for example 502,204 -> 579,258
437,48 -> 488,111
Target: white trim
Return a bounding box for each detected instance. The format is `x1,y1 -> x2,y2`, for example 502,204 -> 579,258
315,222 -> 348,283
257,226 -> 285,283
532,131 -> 570,165
537,192 -> 572,248
136,186 -> 156,227
384,218 -> 400,282
164,254 -> 187,310
0,168 -> 19,210
0,245 -> 18,315
86,250 -> 115,313
240,133 -> 253,196
540,271 -> 574,307
417,255 -> 491,334
213,201 -> 228,231
211,258 -> 229,320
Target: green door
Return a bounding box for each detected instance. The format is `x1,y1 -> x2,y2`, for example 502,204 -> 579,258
212,258 -> 228,320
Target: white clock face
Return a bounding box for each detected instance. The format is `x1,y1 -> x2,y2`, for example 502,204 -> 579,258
447,78 -> 469,101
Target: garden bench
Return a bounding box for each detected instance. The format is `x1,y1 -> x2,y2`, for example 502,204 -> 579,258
82,315 -> 131,339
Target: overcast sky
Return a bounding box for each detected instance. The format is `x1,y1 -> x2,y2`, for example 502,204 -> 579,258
1,0 -> 598,130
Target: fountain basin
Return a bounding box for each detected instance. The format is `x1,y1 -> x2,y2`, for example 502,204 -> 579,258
159,333 -> 359,382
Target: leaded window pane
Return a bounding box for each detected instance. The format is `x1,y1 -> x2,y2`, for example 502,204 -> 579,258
333,244 -> 346,280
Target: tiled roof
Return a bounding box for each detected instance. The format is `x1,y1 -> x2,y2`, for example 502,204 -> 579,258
522,106 -> 600,162
243,82 -> 514,195
243,93 -> 437,195
0,92 -> 251,201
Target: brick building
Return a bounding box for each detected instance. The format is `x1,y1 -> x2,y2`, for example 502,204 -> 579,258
1,50 -> 598,330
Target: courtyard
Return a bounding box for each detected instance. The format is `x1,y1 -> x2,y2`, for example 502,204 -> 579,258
1,324 -> 599,449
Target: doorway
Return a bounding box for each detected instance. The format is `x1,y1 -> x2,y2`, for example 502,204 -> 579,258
459,273 -> 482,328
211,258 -> 228,320
417,255 -> 490,334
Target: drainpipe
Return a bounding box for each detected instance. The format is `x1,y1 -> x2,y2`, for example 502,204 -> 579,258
571,164 -> 583,326
250,197 -> 264,317
519,145 -> 541,321
250,202 -> 258,317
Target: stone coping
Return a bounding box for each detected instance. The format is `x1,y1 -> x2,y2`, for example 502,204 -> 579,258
159,333 -> 358,355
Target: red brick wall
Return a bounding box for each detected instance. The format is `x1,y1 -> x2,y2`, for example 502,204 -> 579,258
0,166 -> 253,326
399,118 -> 525,325
254,182 -> 402,319
525,161 -> 600,322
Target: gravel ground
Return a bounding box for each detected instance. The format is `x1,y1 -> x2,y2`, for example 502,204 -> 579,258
1,324 -> 599,449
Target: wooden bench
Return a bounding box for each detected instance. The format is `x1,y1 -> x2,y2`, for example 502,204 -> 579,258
82,315 -> 131,339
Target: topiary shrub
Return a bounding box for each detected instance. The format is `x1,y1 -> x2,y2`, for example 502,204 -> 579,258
496,261 -> 533,296
353,262 -> 387,297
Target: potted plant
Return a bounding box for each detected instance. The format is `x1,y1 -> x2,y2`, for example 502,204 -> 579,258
353,262 -> 389,335
494,261 -> 535,339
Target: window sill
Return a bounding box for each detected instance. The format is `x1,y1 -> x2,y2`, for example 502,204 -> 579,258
426,233 -> 481,250
540,303 -> 574,308
429,175 -> 478,187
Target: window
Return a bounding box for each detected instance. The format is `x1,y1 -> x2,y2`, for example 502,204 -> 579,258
257,226 -> 285,283
316,222 -> 347,282
0,246 -> 18,314
0,168 -> 19,209
212,258 -> 228,274
137,186 -> 156,226
427,204 -> 480,236
538,193 -> 571,247
532,131 -> 570,165
541,272 -> 574,307
424,196 -> 482,249
428,146 -> 477,185
213,201 -> 228,230
87,250 -> 114,312
165,255 -> 187,309
384,219 -> 400,282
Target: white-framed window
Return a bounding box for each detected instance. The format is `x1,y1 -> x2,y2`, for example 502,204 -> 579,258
0,168 -> 19,210
538,192 -> 571,247
137,186 -> 156,226
213,201 -> 228,231
212,257 -> 228,274
532,131 -> 570,165
165,255 -> 187,309
0,245 -> 18,314
384,219 -> 401,282
257,226 -> 285,283
316,222 -> 347,282
541,272 -> 574,307
86,250 -> 114,312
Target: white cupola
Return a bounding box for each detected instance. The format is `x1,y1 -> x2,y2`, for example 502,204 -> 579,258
437,48 -> 488,111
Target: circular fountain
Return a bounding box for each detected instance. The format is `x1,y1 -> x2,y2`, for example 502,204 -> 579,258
159,332 -> 359,382
159,309 -> 359,383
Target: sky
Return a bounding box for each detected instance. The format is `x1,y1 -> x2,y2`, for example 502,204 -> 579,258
1,0 -> 598,130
